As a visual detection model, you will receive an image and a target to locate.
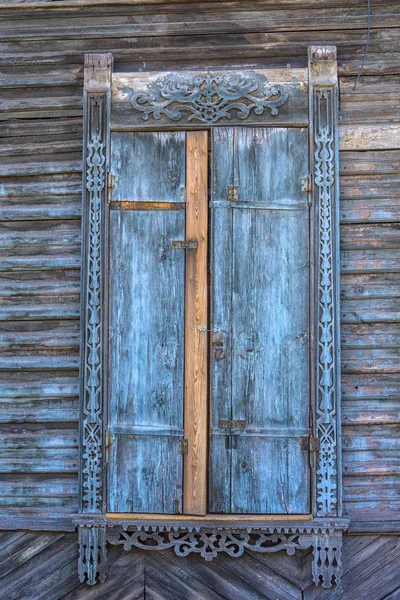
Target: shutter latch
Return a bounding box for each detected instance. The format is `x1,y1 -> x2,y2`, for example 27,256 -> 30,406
179,438 -> 188,455
172,240 -> 198,250
300,435 -> 320,452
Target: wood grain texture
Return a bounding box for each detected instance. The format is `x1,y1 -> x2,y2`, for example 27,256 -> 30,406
183,131 -> 208,516
0,531 -> 399,599
108,131 -> 186,514
0,0 -> 399,528
209,127 -> 310,514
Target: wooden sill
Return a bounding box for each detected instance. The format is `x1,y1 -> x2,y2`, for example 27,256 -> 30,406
106,513 -> 313,522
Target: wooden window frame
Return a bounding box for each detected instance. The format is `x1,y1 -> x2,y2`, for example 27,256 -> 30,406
77,48 -> 348,587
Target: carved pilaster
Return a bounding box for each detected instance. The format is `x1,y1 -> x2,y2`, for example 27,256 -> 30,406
312,530 -> 343,588
79,52 -> 113,583
309,46 -> 341,519
78,525 -> 107,585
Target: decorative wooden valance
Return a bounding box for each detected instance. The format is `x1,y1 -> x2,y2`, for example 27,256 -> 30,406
78,47 -> 346,588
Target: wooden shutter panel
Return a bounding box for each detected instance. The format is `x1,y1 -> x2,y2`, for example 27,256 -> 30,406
107,131 -> 185,514
209,127 -> 311,514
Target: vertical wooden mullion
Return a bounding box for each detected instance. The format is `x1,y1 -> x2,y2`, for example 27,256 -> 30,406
184,131 -> 208,515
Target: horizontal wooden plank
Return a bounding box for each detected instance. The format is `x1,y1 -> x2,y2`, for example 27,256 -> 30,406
341,272 -> 400,300
0,65 -> 84,88
0,118 -> 82,139
340,123 -> 400,150
1,158 -> 81,178
343,425 -> 400,450
341,323 -> 400,348
341,297 -> 400,323
340,174 -> 400,199
0,195 -> 81,221
0,320 -> 79,351
0,269 -> 80,320
342,348 -> 400,373
0,448 -> 78,473
0,371 -> 78,399
0,134 -> 81,157
0,176 -> 81,198
340,150 -> 400,176
343,399 -> 400,426
341,223 -> 400,250
1,28 -> 399,67
341,249 -> 400,274
340,198 -> 400,223
0,356 -> 79,371
0,0 -> 395,11
343,450 -> 400,476
0,220 -> 80,271
0,424 -> 78,449
344,476 -> 400,501
0,472 -> 77,498
342,373 -> 400,400
1,5 -> 399,42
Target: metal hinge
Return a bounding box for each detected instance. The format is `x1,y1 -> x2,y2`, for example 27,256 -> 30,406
228,186 -> 239,202
105,430 -> 114,463
300,175 -> 312,193
179,438 -> 188,455
172,240 -> 198,249
107,173 -> 118,202
218,419 -> 246,429
300,435 -> 320,452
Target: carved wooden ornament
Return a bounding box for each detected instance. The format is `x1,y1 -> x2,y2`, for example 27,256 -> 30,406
79,48 -> 344,587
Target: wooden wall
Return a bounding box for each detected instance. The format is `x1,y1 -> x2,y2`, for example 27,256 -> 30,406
0,0 -> 400,528
1,531 -> 400,599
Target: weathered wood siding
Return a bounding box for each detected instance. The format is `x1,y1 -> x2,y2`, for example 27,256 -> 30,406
0,0 -> 399,525
0,530 -> 400,600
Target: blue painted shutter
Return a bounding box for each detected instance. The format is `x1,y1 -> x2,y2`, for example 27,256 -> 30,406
209,127 -> 311,514
107,132 -> 185,513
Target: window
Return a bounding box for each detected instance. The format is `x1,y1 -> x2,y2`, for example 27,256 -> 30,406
78,49 -> 346,588
106,126 -> 311,516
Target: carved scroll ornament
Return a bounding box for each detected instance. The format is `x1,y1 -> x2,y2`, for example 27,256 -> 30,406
130,72 -> 288,124
107,525 -> 344,588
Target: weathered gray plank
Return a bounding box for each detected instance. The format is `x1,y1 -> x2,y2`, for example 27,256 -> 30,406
110,131 -> 185,202
108,131 -> 186,513
210,127 -> 310,514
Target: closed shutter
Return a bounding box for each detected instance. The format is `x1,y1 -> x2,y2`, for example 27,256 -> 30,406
107,131 -> 186,514
209,127 -> 311,514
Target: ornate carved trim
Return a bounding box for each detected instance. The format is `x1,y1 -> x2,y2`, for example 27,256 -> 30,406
80,54 -> 112,515
130,72 -> 288,124
312,531 -> 343,588
309,46 -> 341,518
79,53 -> 112,584
106,524 -> 344,588
107,528 -> 312,560
78,525 -> 107,585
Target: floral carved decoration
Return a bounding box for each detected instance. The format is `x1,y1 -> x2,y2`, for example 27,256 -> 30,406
130,72 -> 288,124
313,86 -> 338,516
107,528 -> 312,561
